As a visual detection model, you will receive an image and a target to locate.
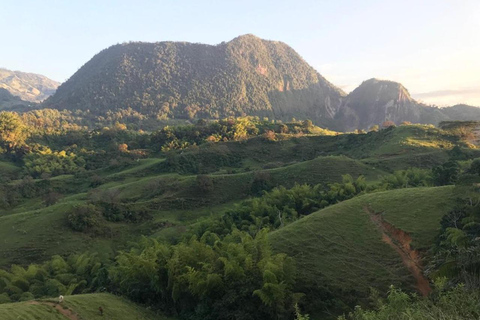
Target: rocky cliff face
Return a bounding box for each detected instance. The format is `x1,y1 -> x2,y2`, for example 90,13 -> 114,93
336,79 -> 450,130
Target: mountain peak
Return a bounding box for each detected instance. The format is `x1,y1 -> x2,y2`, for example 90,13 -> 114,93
229,33 -> 261,41
355,78 -> 412,102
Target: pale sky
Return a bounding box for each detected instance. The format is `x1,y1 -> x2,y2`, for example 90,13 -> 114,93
1,0 -> 479,106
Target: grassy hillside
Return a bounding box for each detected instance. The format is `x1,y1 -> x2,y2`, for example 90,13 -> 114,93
163,124 -> 458,174
270,186 -> 457,313
0,116 -> 476,319
0,293 -> 172,320
0,124 -> 466,267
0,160 -> 21,176
0,198 -> 140,266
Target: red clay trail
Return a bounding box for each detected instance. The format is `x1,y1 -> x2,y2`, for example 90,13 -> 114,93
365,207 -> 432,296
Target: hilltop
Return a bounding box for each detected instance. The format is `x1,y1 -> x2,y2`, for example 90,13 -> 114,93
0,68 -> 59,103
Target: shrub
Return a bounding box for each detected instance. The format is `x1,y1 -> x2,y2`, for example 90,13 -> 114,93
0,293 -> 11,304
89,174 -> 105,187
263,130 -> 276,141
382,120 -> 396,128
196,174 -> 214,192
278,124 -> 289,134
66,204 -> 103,232
433,160 -> 460,186
469,158 -> 480,175
44,191 -> 62,207
250,171 -> 273,196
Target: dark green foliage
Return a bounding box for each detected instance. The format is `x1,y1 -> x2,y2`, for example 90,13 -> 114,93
380,168 -> 433,189
449,146 -> 468,160
433,160 -> 460,186
429,191 -> 480,286
195,175 -> 367,237
250,171 -> 274,195
468,158 -> 480,175
43,190 -> 62,207
164,143 -> 241,174
0,254 -> 108,303
196,174 -> 214,192
23,147 -> 86,178
339,283 -> 480,320
110,230 -> 296,320
89,189 -> 151,223
0,229 -> 296,319
150,117 -> 325,153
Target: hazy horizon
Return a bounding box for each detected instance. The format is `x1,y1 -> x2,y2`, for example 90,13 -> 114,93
2,0 -> 479,107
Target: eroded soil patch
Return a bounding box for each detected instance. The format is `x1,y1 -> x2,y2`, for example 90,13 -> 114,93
28,300 -> 80,320
365,207 -> 432,296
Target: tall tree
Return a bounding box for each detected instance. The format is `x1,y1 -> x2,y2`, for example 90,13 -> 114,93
0,112 -> 28,152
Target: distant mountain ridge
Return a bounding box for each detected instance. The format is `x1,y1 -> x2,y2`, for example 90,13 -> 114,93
40,34 -> 480,131
0,88 -> 28,110
0,68 -> 59,103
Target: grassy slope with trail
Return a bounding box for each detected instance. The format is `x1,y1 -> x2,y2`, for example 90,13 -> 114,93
270,186 -> 457,310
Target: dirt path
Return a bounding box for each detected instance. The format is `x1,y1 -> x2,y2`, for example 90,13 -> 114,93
365,207 -> 432,296
28,301 -> 81,320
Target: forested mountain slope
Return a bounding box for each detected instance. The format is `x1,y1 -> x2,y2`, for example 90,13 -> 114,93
44,34 -> 345,128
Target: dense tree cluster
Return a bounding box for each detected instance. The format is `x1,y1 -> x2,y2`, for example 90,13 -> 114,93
429,191 -> 480,287
0,254 -> 108,304
150,117 -> 334,152
0,230 -> 296,319
194,175 -> 367,237
111,230 -> 296,319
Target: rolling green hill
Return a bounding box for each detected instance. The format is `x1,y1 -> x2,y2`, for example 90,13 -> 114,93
270,186 -> 458,316
0,293 -> 173,320
0,117 -> 476,319
0,154 -> 384,266
0,124 -> 467,267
